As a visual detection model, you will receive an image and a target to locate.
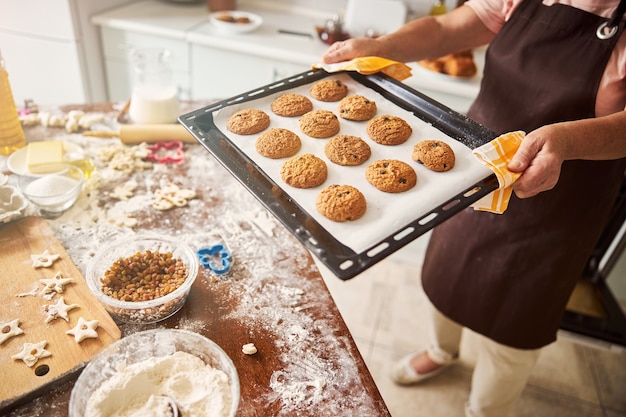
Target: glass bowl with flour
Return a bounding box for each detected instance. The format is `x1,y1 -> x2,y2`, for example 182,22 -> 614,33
69,329 -> 239,417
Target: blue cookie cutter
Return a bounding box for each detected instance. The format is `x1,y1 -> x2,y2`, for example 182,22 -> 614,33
196,244 -> 232,275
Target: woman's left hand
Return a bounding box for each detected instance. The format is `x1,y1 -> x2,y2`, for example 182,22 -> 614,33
507,124 -> 568,198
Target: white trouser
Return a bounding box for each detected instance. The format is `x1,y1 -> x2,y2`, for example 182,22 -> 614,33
426,301 -> 543,417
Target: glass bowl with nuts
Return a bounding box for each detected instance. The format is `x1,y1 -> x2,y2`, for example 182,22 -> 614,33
86,234 -> 199,324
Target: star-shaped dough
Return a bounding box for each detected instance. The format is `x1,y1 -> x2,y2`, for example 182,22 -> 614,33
39,271 -> 75,299
31,250 -> 61,268
44,296 -> 79,323
12,340 -> 51,367
0,319 -> 24,344
66,317 -> 99,343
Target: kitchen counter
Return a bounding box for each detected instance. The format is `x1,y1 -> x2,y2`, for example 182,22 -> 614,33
1,102 -> 391,416
92,0 -> 483,111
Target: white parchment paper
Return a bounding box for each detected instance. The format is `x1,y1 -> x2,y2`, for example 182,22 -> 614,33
211,73 -> 493,253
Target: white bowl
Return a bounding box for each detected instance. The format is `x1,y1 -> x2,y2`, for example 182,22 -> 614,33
85,234 -> 198,324
69,329 -> 240,417
17,164 -> 84,217
209,11 -> 263,33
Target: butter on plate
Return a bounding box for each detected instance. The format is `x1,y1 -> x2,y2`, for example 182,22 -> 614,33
26,141 -> 66,174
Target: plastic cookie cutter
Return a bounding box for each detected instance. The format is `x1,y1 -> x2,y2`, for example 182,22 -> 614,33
146,140 -> 184,164
196,244 -> 232,275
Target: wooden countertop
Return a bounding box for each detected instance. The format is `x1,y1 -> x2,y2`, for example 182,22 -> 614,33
2,103 -> 391,416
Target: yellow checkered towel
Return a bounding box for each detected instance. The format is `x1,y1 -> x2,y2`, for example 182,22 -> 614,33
471,130 -> 525,214
313,56 -> 413,81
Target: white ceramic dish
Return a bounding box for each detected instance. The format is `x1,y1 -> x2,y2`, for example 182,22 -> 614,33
7,142 -> 82,176
209,11 -> 263,33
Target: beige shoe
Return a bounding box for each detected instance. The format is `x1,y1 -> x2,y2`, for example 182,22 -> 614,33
390,350 -> 453,385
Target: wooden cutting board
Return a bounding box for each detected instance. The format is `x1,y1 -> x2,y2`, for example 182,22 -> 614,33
0,216 -> 121,412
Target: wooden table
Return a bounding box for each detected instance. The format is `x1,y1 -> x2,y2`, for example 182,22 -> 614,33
2,103 -> 391,416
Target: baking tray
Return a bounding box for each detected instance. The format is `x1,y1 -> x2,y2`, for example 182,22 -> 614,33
179,69 -> 498,280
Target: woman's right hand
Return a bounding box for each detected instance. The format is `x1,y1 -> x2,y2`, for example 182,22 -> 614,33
322,38 -> 382,63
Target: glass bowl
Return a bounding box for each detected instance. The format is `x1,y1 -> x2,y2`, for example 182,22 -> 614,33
85,234 -> 198,324
17,164 -> 84,217
69,329 -> 240,417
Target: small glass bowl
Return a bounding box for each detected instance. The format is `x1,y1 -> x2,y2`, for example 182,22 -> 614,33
17,164 -> 84,217
69,329 -> 240,417
85,234 -> 198,324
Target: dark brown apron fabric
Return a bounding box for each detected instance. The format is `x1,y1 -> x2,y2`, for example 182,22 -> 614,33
421,0 -> 626,349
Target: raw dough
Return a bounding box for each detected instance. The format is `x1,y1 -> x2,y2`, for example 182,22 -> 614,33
66,317 -> 99,343
242,343 -> 257,355
0,319 -> 24,344
31,250 -> 61,268
44,296 -> 79,323
39,272 -> 75,299
12,340 -> 51,367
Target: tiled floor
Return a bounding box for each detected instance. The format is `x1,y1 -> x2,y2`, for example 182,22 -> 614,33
316,233 -> 626,417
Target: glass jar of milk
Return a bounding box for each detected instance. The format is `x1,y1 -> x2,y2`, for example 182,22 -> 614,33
128,48 -> 180,125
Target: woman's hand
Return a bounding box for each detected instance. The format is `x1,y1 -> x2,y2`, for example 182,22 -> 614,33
507,124 -> 569,198
322,38 -> 383,64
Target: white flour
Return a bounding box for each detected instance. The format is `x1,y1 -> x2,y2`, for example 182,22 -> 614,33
84,351 -> 232,417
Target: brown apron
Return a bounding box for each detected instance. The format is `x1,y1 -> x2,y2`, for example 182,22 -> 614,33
421,0 -> 626,349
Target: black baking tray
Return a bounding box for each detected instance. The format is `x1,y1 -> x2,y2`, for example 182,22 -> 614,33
179,69 -> 498,280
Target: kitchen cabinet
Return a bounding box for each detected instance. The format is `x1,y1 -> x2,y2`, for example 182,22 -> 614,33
191,45 -> 308,99
0,0 -> 138,105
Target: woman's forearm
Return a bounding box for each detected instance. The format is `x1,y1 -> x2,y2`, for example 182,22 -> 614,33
322,5 -> 495,64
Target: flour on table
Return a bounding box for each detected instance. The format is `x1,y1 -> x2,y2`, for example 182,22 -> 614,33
30,250 -> 61,268
12,340 -> 51,367
0,319 -> 24,344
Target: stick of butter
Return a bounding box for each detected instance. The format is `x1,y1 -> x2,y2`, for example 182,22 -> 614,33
26,141 -> 66,174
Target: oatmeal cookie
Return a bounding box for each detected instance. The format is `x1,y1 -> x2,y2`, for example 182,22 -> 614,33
271,93 -> 313,117
226,109 -> 270,135
299,110 -> 341,138
337,95 -> 377,121
280,153 -> 328,188
324,135 -> 371,166
365,159 -> 417,193
255,128 -> 302,159
366,114 -> 413,145
316,184 -> 367,222
412,140 -> 456,172
310,79 -> 349,102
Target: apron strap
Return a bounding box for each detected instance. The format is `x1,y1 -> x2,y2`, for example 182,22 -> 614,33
599,0 -> 626,39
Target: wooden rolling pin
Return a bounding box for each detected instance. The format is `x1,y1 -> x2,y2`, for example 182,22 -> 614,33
83,124 -> 196,144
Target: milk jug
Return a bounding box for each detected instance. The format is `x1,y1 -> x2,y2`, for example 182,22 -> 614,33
128,48 -> 180,125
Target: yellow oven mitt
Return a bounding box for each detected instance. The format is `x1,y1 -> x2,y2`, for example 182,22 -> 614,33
471,130 -> 525,214
313,56 -> 413,81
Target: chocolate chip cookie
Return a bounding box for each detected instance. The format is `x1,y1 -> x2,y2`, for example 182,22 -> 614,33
412,140 -> 456,172
365,159 -> 417,193
299,110 -> 341,138
366,114 -> 413,145
226,109 -> 270,135
324,135 -> 371,166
